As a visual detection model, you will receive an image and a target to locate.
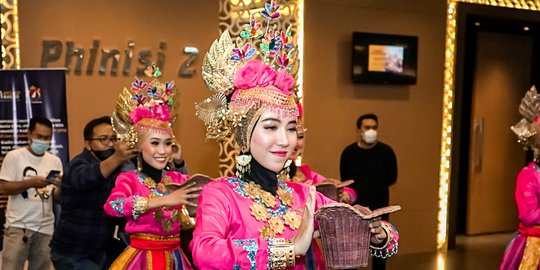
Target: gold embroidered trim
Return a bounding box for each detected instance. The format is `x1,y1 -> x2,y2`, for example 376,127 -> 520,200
131,233 -> 180,241
519,236 -> 540,270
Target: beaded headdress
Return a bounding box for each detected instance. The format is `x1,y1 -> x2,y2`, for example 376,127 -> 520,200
511,86 -> 540,160
195,0 -> 299,151
112,65 -> 178,147
296,102 -> 306,137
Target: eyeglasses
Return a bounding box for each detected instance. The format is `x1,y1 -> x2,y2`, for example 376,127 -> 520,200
90,136 -> 120,144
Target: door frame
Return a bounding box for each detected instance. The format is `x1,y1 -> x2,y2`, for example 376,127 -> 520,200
448,2 -> 540,249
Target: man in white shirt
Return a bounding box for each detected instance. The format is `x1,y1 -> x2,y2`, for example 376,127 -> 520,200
0,117 -> 63,270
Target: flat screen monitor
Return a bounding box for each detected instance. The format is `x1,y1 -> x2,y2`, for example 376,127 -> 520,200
352,32 -> 418,84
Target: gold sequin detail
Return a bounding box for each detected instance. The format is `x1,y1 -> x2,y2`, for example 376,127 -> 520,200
239,180 -> 302,238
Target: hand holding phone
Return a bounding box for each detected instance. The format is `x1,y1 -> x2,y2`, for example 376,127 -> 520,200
46,170 -> 61,182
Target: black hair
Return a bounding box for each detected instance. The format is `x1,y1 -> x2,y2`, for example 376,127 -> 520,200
83,116 -> 112,140
356,113 -> 378,129
29,117 -> 53,132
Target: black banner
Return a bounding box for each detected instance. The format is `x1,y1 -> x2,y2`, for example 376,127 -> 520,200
0,69 -> 69,169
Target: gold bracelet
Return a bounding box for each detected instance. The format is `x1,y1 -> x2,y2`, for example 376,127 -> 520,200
132,196 -> 149,220
370,221 -> 393,250
269,238 -> 295,269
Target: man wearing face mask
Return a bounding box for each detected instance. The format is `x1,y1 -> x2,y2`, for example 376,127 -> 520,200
0,117 -> 63,270
50,116 -> 138,269
339,113 -> 397,270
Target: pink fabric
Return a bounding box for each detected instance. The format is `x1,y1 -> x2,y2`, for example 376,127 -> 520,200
515,163 -> 540,237
297,164 -> 357,204
499,233 -> 528,270
103,170 -> 193,270
129,104 -> 171,125
273,68 -> 295,92
119,247 -> 192,270
189,178 -> 334,269
104,170 -> 190,235
233,59 -> 295,94
498,162 -> 540,270
297,102 -> 304,119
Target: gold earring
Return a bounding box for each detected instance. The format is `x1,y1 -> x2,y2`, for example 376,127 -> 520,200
279,159 -> 293,180
235,153 -> 252,178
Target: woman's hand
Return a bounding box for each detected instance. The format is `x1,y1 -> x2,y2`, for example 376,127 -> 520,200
166,182 -> 202,207
340,192 -> 351,204
149,182 -> 202,209
171,143 -> 183,164
293,186 -> 316,256
369,218 -> 387,245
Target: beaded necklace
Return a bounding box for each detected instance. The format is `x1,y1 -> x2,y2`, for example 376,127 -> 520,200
135,170 -> 181,232
228,177 -> 302,238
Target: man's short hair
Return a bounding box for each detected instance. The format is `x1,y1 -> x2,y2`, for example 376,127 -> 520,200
29,117 -> 53,132
83,116 -> 112,141
356,113 -> 378,129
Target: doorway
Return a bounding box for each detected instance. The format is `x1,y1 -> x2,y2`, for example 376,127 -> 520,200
449,3 -> 540,248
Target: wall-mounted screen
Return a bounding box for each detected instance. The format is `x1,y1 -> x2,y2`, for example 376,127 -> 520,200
352,32 -> 418,84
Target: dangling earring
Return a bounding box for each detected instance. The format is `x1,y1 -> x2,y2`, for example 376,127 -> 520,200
137,155 -> 143,171
235,148 -> 252,178
279,159 -> 293,180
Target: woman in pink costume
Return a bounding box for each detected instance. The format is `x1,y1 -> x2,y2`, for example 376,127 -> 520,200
501,86 -> 540,269
103,67 -> 200,270
190,3 -> 398,268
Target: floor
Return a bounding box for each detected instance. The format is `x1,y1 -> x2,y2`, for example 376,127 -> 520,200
0,232 -> 512,269
385,232 -> 511,270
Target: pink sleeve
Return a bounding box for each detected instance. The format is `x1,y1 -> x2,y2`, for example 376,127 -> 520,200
103,173 -> 138,219
170,171 -> 190,183
515,167 -> 540,227
381,220 -> 399,244
190,182 -> 270,269
314,189 -> 336,209
309,170 -> 326,185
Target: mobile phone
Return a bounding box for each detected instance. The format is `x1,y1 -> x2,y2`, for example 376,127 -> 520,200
46,170 -> 61,182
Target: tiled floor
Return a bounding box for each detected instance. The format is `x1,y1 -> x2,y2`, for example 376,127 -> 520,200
386,232 -> 511,270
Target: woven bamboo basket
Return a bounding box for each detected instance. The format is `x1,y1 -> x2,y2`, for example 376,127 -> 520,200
315,203 -> 371,269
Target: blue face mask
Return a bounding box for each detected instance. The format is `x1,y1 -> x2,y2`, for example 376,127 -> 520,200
30,139 -> 51,155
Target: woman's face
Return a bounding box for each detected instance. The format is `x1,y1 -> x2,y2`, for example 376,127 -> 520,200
250,110 -> 298,173
140,131 -> 173,170
290,133 -> 305,160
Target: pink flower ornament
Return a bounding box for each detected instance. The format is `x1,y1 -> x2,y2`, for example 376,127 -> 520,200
129,104 -> 171,125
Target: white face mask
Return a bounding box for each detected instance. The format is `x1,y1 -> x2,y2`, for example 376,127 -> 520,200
362,129 -> 378,144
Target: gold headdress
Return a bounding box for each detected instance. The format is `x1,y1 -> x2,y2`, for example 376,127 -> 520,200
511,86 -> 540,160
196,0 -> 300,151
112,65 -> 178,147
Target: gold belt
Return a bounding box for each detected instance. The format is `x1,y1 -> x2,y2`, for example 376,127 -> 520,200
130,233 -> 180,241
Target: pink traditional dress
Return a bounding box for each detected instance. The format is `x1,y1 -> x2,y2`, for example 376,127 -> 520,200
190,177 -> 333,269
104,170 -> 193,270
500,162 -> 540,269
190,176 -> 399,269
292,164 -> 357,204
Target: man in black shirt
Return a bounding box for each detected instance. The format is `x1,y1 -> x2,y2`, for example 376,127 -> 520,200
340,113 -> 397,270
50,116 -> 138,269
